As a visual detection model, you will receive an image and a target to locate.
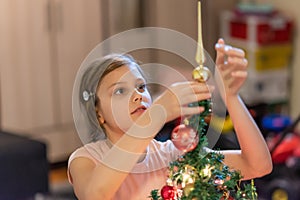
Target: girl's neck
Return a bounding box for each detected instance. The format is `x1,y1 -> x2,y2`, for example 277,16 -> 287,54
104,125 -> 125,144
106,133 -> 123,145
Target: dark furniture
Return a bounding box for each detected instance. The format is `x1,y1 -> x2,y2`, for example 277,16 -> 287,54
0,131 -> 49,200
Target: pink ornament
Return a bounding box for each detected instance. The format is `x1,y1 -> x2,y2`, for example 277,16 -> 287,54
160,185 -> 176,200
171,124 -> 199,152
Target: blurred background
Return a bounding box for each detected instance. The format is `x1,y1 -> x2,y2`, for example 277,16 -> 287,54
0,0 -> 299,199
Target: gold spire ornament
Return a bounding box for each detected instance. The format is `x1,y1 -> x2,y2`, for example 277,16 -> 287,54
193,0 -> 211,83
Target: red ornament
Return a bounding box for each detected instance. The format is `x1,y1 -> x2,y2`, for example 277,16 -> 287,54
171,124 -> 198,152
160,185 -> 176,200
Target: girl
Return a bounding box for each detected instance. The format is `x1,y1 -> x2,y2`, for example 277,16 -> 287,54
68,39 -> 272,200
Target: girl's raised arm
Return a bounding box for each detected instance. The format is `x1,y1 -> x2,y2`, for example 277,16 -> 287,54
214,39 -> 272,179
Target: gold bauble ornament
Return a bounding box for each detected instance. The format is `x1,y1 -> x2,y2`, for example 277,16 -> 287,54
192,65 -> 211,82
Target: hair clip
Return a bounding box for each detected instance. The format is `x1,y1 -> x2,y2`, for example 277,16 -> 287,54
82,90 -> 94,102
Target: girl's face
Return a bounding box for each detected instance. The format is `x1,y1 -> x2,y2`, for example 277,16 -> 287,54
96,64 -> 152,135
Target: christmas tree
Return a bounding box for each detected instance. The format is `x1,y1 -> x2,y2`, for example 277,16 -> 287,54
149,99 -> 258,200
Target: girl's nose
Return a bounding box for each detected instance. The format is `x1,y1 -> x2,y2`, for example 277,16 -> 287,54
132,89 -> 142,102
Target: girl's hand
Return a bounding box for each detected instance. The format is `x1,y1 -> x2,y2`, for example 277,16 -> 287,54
215,39 -> 248,100
153,81 -> 212,123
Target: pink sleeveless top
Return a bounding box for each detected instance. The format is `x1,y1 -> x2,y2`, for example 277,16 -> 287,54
68,139 -> 183,200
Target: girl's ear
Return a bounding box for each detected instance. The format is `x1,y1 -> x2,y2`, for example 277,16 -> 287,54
99,115 -> 105,124
95,107 -> 105,124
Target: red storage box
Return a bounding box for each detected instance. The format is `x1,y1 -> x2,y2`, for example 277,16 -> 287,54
221,10 -> 293,45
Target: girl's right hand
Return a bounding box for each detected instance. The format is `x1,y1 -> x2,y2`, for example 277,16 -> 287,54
153,81 -> 213,123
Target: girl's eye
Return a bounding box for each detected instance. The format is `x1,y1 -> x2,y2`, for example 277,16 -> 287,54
113,88 -> 126,95
137,83 -> 147,92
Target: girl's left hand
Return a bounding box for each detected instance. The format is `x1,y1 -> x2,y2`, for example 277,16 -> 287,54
214,39 -> 248,99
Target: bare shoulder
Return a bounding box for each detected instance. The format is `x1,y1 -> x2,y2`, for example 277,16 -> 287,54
68,145 -> 100,185
68,156 -> 96,186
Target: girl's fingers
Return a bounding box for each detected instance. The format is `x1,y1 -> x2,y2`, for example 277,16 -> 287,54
215,39 -> 226,64
214,38 -> 249,96
215,39 -> 246,69
182,106 -> 205,116
155,81 -> 213,121
171,82 -> 214,97
173,85 -> 212,107
217,57 -> 248,78
227,57 -> 248,70
193,84 -> 215,94
177,92 -> 211,106
216,44 -> 245,58
183,84 -> 214,96
226,46 -> 245,58
231,70 -> 248,78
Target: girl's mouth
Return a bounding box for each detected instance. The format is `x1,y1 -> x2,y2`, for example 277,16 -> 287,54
131,106 -> 147,114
